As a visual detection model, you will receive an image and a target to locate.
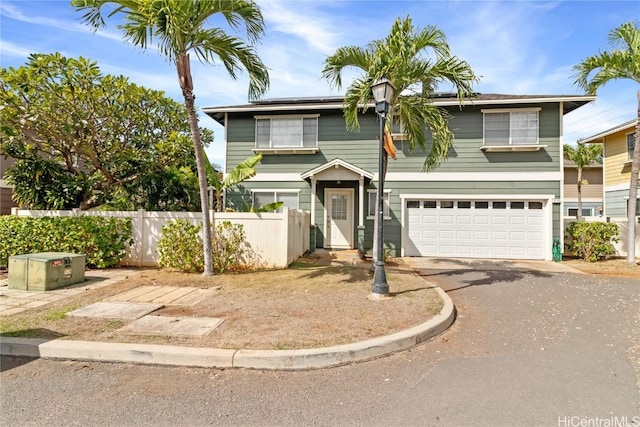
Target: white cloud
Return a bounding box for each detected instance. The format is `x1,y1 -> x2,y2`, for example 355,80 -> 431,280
0,2 -> 124,42
259,0 -> 341,54
0,40 -> 41,59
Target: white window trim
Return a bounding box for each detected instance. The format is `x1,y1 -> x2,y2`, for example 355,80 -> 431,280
367,189 -> 391,220
481,108 -> 542,150
567,207 -> 595,217
251,189 -> 300,211
626,132 -> 636,162
254,114 -> 319,152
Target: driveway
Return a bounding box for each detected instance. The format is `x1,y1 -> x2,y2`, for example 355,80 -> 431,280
2,258 -> 639,426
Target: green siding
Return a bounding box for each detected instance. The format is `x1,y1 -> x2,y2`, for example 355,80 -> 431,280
225,103 -> 562,175
605,188 -> 639,217
228,179 -> 560,257
222,100 -> 563,257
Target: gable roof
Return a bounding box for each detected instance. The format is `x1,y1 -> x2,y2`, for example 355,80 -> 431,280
581,119 -> 637,144
203,93 -> 595,125
300,158 -> 374,180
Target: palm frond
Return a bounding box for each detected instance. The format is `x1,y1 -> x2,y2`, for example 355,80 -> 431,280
573,21 -> 640,93
222,152 -> 262,188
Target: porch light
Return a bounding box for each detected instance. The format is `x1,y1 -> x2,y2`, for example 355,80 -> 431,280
370,76 -> 395,299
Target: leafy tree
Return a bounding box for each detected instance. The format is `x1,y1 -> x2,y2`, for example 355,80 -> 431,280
573,21 -> 640,264
0,53 -> 207,210
563,142 -> 603,221
322,16 -> 477,260
73,0 -> 270,276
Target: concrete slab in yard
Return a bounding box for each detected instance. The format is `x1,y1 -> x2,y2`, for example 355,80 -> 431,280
69,302 -> 163,320
117,315 -> 224,337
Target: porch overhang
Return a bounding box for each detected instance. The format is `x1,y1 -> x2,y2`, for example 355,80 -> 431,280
302,158 -> 373,238
301,158 -> 374,181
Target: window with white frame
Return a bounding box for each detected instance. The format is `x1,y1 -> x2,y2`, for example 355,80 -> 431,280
253,191 -> 299,212
367,190 -> 390,219
255,116 -> 318,149
483,109 -> 539,146
567,207 -> 594,217
627,133 -> 636,161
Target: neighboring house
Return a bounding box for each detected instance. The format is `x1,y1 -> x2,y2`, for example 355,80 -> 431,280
582,119 -> 639,218
204,93 -> 593,261
0,155 -> 18,215
562,159 -> 603,218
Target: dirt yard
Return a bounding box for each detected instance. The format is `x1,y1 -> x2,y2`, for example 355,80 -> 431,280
562,257 -> 640,278
0,260 -> 443,350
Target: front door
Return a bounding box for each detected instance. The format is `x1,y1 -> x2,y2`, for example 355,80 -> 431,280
325,188 -> 354,248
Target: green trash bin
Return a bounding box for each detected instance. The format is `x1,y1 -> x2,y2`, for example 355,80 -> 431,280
552,238 -> 562,263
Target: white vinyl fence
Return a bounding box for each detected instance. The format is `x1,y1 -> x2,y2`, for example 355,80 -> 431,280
12,208 -> 310,268
563,217 -> 640,258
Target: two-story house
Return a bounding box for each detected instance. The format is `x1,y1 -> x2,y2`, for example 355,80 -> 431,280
204,93 -> 593,261
563,159 -> 603,218
582,119 -> 639,218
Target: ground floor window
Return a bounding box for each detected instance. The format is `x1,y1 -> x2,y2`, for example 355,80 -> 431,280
253,191 -> 299,212
567,207 -> 595,217
367,190 -> 390,219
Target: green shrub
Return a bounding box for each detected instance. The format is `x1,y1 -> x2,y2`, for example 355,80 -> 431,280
212,221 -> 247,273
157,219 -> 204,273
0,215 -> 132,268
157,219 -> 248,274
565,221 -> 620,262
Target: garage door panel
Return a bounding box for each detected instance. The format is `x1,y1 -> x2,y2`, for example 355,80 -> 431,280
456,230 -> 473,239
474,216 -> 490,225
474,230 -> 490,240
509,216 -> 526,225
405,198 -> 546,260
439,230 -> 455,239
456,215 -> 472,225
527,216 -> 543,226
492,231 -> 507,240
492,216 -> 507,225
439,215 -> 454,224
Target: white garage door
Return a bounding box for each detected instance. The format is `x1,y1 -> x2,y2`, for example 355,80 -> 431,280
405,199 -> 546,259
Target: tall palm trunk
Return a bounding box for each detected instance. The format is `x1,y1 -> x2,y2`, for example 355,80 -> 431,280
577,167 -> 583,222
627,90 -> 640,264
178,54 -> 214,276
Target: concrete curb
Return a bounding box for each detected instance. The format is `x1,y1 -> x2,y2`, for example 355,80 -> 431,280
1,287 -> 455,370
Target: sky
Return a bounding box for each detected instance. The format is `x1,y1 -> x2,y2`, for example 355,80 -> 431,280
1,0 -> 638,169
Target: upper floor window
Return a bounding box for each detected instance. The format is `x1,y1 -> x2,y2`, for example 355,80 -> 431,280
255,115 -> 318,149
483,109 -> 539,146
627,133 -> 636,161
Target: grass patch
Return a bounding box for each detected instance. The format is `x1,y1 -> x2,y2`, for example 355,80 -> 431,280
42,306 -> 78,321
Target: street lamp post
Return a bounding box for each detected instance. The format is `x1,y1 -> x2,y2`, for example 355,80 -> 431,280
370,77 -> 395,299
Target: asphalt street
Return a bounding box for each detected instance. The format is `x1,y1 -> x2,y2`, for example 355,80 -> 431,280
2,264 -> 639,427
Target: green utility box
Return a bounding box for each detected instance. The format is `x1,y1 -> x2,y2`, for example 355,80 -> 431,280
8,252 -> 85,291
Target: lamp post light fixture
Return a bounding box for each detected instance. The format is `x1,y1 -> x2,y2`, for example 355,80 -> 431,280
370,77 -> 395,299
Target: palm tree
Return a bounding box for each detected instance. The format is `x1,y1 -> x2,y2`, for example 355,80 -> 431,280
72,0 -> 269,275
563,142 -> 603,221
573,21 -> 640,264
322,16 -> 477,260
